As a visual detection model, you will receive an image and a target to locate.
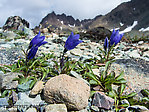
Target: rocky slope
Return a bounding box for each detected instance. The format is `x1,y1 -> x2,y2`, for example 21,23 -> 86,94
0,29 -> 149,111
89,0 -> 149,30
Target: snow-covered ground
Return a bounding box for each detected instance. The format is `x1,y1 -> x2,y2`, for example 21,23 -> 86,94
120,21 -> 138,34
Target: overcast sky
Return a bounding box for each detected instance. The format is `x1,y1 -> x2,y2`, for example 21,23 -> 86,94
0,0 -> 130,28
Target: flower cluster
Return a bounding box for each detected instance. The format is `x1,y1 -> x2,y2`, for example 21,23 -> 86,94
64,32 -> 83,52
60,32 -> 83,69
104,29 -> 123,51
27,31 -> 48,60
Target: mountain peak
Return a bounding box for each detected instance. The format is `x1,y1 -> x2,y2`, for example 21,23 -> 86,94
38,0 -> 149,32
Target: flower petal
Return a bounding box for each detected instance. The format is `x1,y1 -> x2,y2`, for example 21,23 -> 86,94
104,37 -> 109,51
110,29 -> 123,46
27,46 -> 38,60
37,41 -> 48,47
65,32 -> 83,51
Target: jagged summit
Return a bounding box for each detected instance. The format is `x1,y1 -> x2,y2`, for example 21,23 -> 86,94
32,0 -> 149,34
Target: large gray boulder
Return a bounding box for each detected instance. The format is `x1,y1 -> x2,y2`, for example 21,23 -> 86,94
44,74 -> 90,110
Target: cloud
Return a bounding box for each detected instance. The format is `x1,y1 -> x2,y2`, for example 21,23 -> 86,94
0,0 -> 130,28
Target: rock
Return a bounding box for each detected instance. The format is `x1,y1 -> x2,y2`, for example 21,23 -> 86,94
17,80 -> 32,92
42,28 -> 49,34
26,107 -> 37,112
1,72 -> 20,89
128,105 -> 148,111
9,91 -> 18,105
138,43 -> 149,51
70,49 -> 83,56
0,71 -> 4,90
44,74 -> 90,110
90,106 -> 99,112
80,27 -> 111,42
111,60 -> 149,94
128,50 -> 140,58
92,92 -> 114,110
3,31 -> 17,40
0,47 -> 23,65
0,107 -> 7,112
138,41 -> 144,45
0,98 -> 9,107
7,107 -> 17,112
70,71 -> 90,85
3,16 -> 29,30
15,93 -> 42,106
45,104 -> 67,112
23,27 -> 34,36
30,80 -> 44,96
143,51 -> 149,58
0,43 -> 15,49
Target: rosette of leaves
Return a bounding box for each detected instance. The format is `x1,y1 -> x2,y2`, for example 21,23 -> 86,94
86,61 -> 127,92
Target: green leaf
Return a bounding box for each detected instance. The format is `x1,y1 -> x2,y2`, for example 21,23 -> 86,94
119,103 -> 129,108
90,91 -> 97,97
107,90 -> 117,98
105,84 -> 112,91
13,77 -> 20,81
3,65 -> 12,70
17,66 -> 26,71
0,90 -> 9,98
89,80 -> 98,85
119,84 -> 126,95
29,79 -> 37,89
115,71 -> 124,80
27,76 -> 36,80
114,78 -> 127,84
104,61 -> 111,72
86,73 -> 98,82
29,59 -> 39,69
142,97 -> 149,102
127,92 -> 137,98
141,89 -> 149,96
41,72 -> 47,81
86,64 -> 93,73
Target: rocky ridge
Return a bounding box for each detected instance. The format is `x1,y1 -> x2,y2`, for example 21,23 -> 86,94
3,16 -> 30,31
37,0 -> 149,33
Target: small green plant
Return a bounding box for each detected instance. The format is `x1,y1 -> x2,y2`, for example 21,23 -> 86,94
86,61 -> 127,92
107,84 -> 137,111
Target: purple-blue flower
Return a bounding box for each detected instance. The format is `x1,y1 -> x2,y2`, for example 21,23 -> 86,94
29,31 -> 47,49
64,32 -> 83,51
110,29 -> 123,46
104,37 -> 109,51
27,31 -> 47,60
27,46 -> 38,60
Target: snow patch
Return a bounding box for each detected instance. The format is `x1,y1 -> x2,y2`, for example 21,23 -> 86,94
120,21 -> 138,33
110,27 -> 120,31
139,27 -> 149,32
120,22 -> 124,26
68,24 -> 75,27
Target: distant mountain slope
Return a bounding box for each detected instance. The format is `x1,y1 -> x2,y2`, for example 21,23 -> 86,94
37,0 -> 149,32
89,0 -> 149,30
